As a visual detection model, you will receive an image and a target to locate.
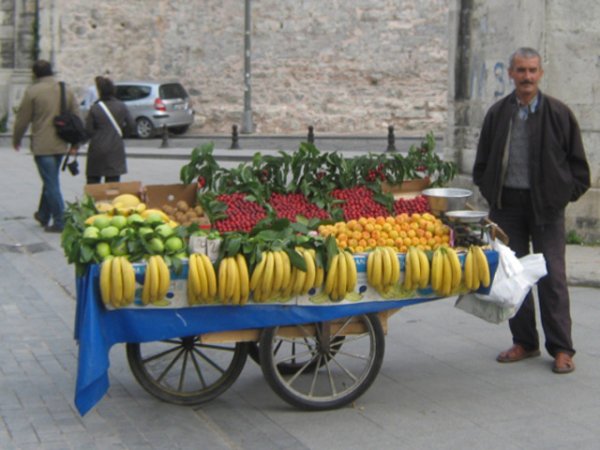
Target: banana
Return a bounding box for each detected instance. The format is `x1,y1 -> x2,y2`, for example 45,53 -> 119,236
302,249 -> 317,294
417,248 -> 430,289
261,251 -> 275,300
367,250 -> 375,284
292,254 -> 307,295
314,265 -> 325,290
187,273 -> 195,305
282,267 -> 296,299
370,248 -> 383,289
250,253 -> 267,291
380,246 -> 392,287
409,247 -> 421,287
195,254 -> 209,302
324,253 -> 339,295
430,248 -> 443,292
227,257 -> 240,305
403,249 -> 413,290
272,251 -> 284,293
441,250 -> 452,296
188,255 -> 202,302
344,251 -> 357,294
464,248 -> 474,290
199,254 -> 217,300
236,253 -> 250,305
336,251 -> 347,299
386,247 -> 400,288
141,260 -> 151,305
445,246 -> 462,290
148,256 -> 160,302
120,257 -> 136,304
473,245 -> 491,287
280,250 -> 292,289
100,258 -> 112,306
110,256 -> 123,307
218,257 -> 228,303
156,256 -> 170,300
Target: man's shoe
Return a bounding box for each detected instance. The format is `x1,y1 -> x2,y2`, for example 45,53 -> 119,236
34,212 -> 48,227
553,352 -> 575,374
497,344 -> 541,363
44,224 -> 64,233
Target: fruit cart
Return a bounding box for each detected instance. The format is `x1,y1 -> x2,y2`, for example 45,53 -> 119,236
73,250 -> 499,416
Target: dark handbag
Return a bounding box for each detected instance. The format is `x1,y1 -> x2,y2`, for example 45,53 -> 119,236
54,82 -> 89,145
61,154 -> 79,176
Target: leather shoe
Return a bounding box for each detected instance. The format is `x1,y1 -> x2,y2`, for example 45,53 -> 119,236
34,212 -> 48,227
497,344 -> 541,363
44,224 -> 64,233
553,352 -> 575,374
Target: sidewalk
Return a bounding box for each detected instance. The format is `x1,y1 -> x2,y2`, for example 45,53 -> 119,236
1,147 -> 599,449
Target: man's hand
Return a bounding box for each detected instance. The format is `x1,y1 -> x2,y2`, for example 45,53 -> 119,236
68,146 -> 79,155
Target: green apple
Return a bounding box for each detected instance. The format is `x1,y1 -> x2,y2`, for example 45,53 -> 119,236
127,213 -> 144,226
164,236 -> 184,252
145,213 -> 164,227
111,241 -> 128,256
96,242 -> 111,259
110,215 -> 128,230
155,224 -> 175,239
138,226 -> 154,237
83,226 -> 100,239
93,216 -> 111,230
148,237 -> 165,254
99,225 -> 119,240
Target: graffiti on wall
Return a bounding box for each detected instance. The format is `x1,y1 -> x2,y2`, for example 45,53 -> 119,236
470,58 -> 514,100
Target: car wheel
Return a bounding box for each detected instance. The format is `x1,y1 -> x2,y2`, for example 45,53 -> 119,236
136,117 -> 154,139
169,125 -> 189,135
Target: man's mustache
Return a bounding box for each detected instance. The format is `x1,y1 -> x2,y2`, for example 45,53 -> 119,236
519,80 -> 534,85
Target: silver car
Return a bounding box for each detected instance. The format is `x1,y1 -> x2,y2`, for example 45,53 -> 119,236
113,81 -> 195,138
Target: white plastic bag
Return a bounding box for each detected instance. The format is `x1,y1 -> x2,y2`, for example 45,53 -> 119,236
455,240 -> 548,323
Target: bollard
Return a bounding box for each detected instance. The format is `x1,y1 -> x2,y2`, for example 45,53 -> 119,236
230,124 -> 241,149
386,125 -> 397,152
307,125 -> 315,144
159,124 -> 170,148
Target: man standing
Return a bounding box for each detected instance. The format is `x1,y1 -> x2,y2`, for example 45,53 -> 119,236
473,47 -> 590,374
12,60 -> 80,233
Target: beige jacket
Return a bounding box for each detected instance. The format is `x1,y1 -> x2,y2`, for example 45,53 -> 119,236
12,76 -> 81,155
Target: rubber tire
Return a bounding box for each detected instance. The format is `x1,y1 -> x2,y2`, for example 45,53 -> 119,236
126,338 -> 249,406
259,314 -> 384,410
136,117 -> 154,139
169,125 -> 189,135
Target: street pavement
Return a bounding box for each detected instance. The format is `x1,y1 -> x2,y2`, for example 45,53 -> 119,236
1,143 -> 599,450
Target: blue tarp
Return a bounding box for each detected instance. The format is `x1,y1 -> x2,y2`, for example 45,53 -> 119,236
73,251 -> 499,415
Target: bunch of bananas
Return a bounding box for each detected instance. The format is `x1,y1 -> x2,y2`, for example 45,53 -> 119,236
324,251 -> 357,301
367,246 -> 400,294
217,254 -> 250,305
403,246 -> 430,291
250,250 -> 291,302
430,246 -> 462,296
141,255 -> 171,304
282,248 -> 324,298
100,256 -> 136,308
464,245 -> 491,291
187,253 -> 218,305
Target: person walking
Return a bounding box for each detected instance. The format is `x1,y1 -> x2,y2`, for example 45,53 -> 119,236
12,59 -> 80,233
84,76 -> 135,184
473,47 -> 590,374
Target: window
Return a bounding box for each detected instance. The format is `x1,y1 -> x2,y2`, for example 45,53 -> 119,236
159,83 -> 188,100
116,85 -> 152,101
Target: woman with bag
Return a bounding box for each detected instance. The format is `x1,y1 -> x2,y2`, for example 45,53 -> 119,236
85,76 -> 135,184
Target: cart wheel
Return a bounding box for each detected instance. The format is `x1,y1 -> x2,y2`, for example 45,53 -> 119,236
126,336 -> 249,405
249,337 -> 345,375
259,314 -> 384,410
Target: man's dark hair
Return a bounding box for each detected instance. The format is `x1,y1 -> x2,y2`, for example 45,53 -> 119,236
95,76 -> 116,101
32,60 -> 53,78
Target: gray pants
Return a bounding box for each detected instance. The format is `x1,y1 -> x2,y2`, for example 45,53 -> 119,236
490,188 -> 574,357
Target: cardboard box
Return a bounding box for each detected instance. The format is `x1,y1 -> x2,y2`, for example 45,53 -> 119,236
144,183 -> 198,209
84,181 -> 143,202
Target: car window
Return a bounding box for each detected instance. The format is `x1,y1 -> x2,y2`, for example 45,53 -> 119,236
116,85 -> 152,101
159,83 -> 188,99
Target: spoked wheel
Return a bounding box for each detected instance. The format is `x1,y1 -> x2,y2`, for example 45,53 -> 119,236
126,336 -> 249,405
259,314 -> 384,410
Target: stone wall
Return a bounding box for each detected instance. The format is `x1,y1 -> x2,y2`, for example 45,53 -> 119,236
49,0 -> 450,135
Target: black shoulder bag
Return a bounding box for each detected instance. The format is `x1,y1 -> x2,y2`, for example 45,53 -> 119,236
53,82 -> 89,145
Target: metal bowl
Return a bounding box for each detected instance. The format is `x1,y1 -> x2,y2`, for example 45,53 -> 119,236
445,210 -> 488,223
422,188 -> 472,214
